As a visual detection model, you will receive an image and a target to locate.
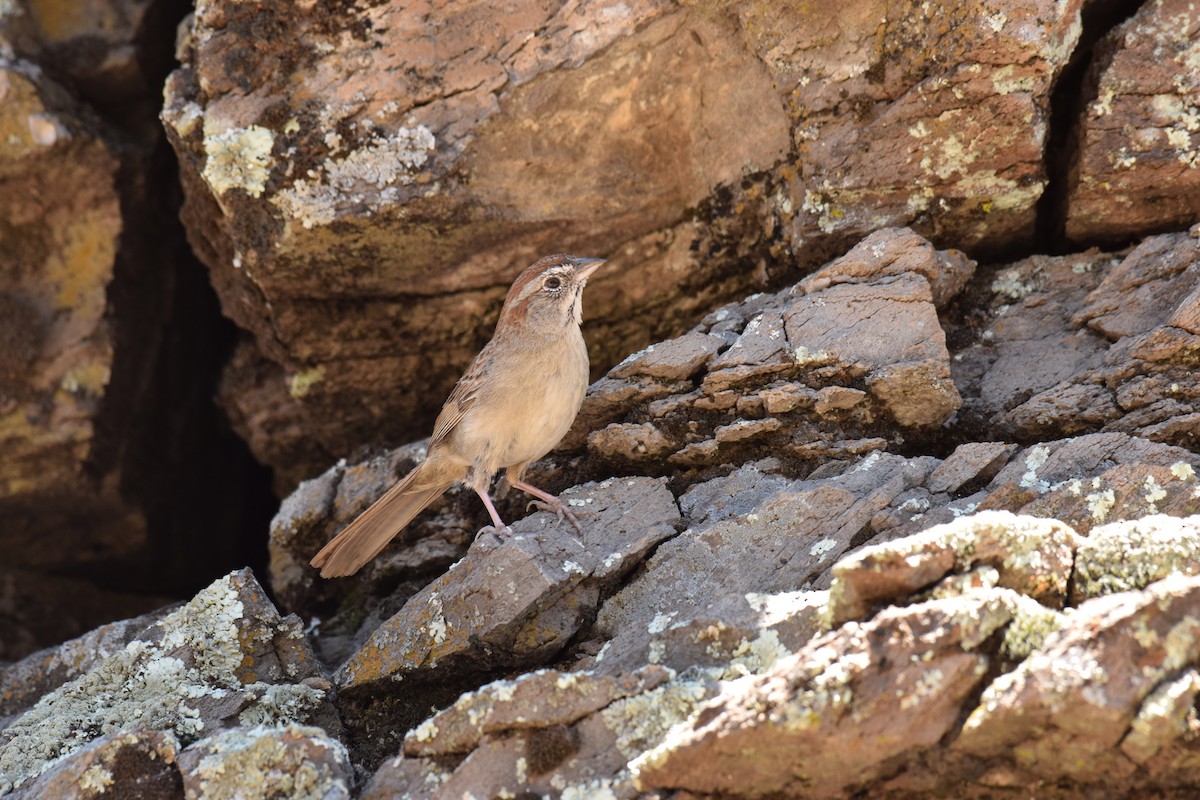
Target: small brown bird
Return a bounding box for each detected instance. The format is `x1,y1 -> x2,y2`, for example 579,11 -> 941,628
310,254 -> 605,578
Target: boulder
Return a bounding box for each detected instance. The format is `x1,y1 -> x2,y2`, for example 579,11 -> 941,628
1066,0 -> 1200,243
161,0 -> 1084,486
0,570 -> 336,796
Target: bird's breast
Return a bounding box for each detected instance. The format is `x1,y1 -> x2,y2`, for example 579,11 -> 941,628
452,330 -> 589,471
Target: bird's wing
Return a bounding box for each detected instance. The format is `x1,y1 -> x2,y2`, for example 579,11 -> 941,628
429,352 -> 488,448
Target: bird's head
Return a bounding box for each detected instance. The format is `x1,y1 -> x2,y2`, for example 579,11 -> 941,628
498,254 -> 605,331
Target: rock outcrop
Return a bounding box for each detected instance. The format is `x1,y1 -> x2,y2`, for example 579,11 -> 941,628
1067,0 -> 1200,243
0,569 -> 339,797
7,0 -> 1200,797
161,0 -> 1089,487
0,0 -> 268,660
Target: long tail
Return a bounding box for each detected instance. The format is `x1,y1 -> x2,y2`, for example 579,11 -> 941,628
310,459 -> 459,578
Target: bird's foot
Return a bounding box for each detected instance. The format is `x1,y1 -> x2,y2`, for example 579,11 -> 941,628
525,497 -> 585,533
474,524 -> 511,545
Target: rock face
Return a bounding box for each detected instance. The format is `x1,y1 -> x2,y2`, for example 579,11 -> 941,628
954,231 -> 1200,449
7,222 -> 1200,797
161,0 -> 1087,487
228,226 -> 1200,797
1066,0 -> 1200,243
0,569 -> 338,797
0,0 -> 268,660
9,0 -> 1200,796
0,53 -> 134,570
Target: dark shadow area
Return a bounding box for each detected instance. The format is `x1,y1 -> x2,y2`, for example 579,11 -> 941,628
1035,0 -> 1150,255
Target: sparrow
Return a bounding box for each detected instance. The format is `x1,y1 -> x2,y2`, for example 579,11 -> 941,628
311,254 -> 604,578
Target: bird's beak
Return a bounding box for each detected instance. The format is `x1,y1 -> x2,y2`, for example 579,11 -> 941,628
574,257 -> 606,282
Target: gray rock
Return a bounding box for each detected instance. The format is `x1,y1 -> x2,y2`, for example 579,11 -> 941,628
337,477 -> 681,691
176,725 -> 351,800
0,570 -> 334,795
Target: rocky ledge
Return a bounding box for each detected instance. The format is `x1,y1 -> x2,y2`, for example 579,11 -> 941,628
5,226 -> 1200,798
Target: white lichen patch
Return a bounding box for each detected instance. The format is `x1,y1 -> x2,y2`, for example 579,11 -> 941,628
237,683 -> 326,727
78,763 -> 115,793
1143,476 -> 1168,506
188,725 -> 350,800
1000,595 -> 1066,659
1086,488 -> 1117,522
202,125 -> 275,199
809,538 -> 839,560
0,573 -> 326,794
793,345 -> 833,365
992,267 -> 1038,299
426,613 -> 448,646
1017,446 -> 1052,492
1171,462 -> 1196,481
728,630 -> 791,674
274,125 -> 435,229
602,679 -> 712,761
561,778 -> 623,800
410,717 -> 439,743
648,612 -> 676,634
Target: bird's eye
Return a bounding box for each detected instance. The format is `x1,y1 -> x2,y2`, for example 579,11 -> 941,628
544,276 -> 562,290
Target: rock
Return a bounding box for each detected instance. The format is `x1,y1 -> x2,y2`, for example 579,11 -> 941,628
332,477 -> 679,764
1066,0 -> 1200,243
364,667 -> 716,800
337,477 -> 679,691
0,3 -> 269,659
160,0 -> 1079,486
1072,514 -> 1200,601
979,433 -> 1200,534
565,228 -> 968,475
631,591 -> 1014,798
954,233 -> 1200,450
926,442 -> 1019,494
798,227 -> 975,310
403,665 -> 672,757
827,510 -> 1081,626
609,332 -> 725,382
268,442 -> 473,616
0,570 -> 335,795
582,456 -> 940,676
593,517 -> 1200,799
6,729 -> 182,800
955,574 -> 1200,784
0,58 -> 135,572
245,222 -> 1200,794
175,725 -> 351,800
0,605 -> 175,728
3,0 -> 167,107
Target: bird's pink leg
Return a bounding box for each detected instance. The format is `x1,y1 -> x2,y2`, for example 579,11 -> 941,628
473,487 -> 508,539
509,479 -> 584,533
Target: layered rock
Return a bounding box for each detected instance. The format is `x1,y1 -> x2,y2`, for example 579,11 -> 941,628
954,230 -> 1200,449
161,0 -> 1088,486
241,227 -> 1200,797
0,570 -> 337,797
9,222 -> 1200,797
0,0 -> 270,660
1066,0 -> 1200,243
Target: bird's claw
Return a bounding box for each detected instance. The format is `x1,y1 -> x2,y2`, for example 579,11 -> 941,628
526,498 -> 585,533
474,524 -> 511,545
